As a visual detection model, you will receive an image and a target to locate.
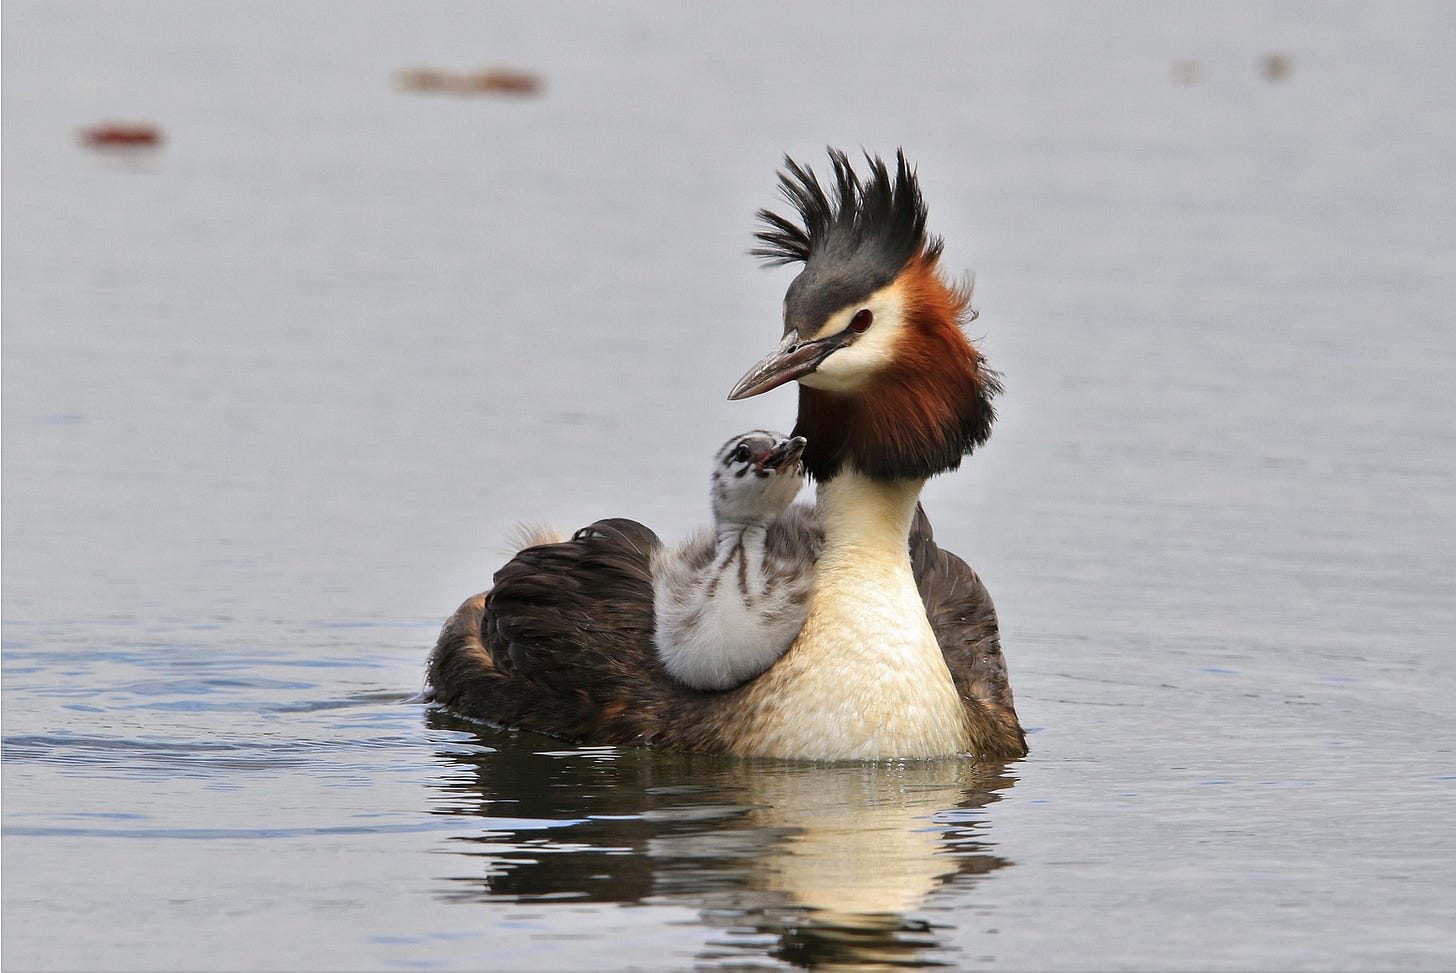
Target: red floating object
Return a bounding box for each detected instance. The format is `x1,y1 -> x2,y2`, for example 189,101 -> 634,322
80,123 -> 164,147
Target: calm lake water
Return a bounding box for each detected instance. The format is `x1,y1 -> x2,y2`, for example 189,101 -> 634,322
4,2 -> 1455,970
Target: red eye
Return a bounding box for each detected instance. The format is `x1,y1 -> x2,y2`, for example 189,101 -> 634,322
849,309 -> 873,333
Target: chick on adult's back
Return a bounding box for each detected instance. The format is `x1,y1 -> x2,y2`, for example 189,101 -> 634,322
653,431 -> 812,690
428,148 -> 1025,759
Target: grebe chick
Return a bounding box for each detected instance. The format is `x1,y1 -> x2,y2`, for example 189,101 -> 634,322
653,431 -> 810,690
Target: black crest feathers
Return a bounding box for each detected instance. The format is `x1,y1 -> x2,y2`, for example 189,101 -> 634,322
751,149 -> 943,272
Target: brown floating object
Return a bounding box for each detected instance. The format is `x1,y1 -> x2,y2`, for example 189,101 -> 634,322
1260,53 -> 1293,81
397,68 -> 456,92
467,68 -> 542,95
1171,59 -> 1201,85
80,122 -> 164,147
397,66 -> 542,96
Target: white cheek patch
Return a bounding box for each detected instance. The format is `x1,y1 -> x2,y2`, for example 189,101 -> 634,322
799,287 -> 906,394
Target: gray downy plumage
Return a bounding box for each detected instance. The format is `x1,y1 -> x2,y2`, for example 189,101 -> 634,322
652,431 -> 811,690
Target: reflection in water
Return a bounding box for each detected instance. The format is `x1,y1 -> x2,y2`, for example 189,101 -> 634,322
426,711 -> 1015,968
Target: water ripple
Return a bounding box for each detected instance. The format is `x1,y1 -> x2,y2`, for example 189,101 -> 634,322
4,821 -> 475,840
2,723 -> 428,776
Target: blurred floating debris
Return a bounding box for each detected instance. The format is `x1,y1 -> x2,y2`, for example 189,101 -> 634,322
472,68 -> 542,95
79,122 -> 164,147
1170,59 -> 1200,85
398,68 -> 455,92
397,66 -> 543,97
1170,54 -> 1293,86
398,67 -> 448,91
1260,52 -> 1293,81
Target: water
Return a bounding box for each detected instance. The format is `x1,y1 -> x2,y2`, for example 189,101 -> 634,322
4,2 -> 1455,969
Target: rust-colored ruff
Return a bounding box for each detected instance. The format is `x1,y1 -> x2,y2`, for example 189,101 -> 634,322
795,254 -> 998,483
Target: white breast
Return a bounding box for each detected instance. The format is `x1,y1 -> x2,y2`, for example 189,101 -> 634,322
725,473 -> 972,760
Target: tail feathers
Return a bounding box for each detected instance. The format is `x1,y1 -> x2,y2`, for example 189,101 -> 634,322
427,592 -> 500,708
506,522 -> 567,553
965,697 -> 1029,759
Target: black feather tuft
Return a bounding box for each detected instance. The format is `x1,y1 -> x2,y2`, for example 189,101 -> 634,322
751,148 -> 943,273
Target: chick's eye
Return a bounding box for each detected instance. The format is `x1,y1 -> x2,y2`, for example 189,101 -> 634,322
733,444 -> 751,463
849,308 -> 874,333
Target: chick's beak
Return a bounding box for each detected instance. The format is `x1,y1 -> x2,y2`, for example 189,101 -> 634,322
761,435 -> 807,471
727,332 -> 838,400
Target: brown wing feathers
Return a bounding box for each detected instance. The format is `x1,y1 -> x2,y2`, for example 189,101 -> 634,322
429,519 -> 738,749
431,519 -> 663,743
909,507 -> 1027,757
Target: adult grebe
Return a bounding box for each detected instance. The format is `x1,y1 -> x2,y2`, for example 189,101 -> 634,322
428,149 -> 1025,759
653,431 -> 810,691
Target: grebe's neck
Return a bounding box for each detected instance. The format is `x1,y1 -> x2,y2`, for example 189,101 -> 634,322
728,469 -> 970,760
814,473 -> 922,564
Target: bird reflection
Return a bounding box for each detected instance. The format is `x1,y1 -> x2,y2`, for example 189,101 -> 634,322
426,710 -> 1015,968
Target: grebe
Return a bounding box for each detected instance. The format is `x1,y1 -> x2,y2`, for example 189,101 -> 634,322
653,431 -> 811,690
428,148 -> 1025,759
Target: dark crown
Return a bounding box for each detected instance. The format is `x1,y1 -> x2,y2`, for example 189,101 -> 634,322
751,149 -> 944,275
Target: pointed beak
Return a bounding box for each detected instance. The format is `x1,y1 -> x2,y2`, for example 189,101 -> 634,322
760,435 -> 807,471
727,332 -> 836,400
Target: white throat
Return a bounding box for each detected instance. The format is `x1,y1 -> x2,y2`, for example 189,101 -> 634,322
732,470 -> 970,759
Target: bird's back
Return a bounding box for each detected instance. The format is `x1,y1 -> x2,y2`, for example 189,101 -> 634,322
429,519 -> 738,750
428,509 -> 1025,757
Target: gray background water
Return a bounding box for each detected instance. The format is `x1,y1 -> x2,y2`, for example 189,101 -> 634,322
4,2 -> 1454,970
